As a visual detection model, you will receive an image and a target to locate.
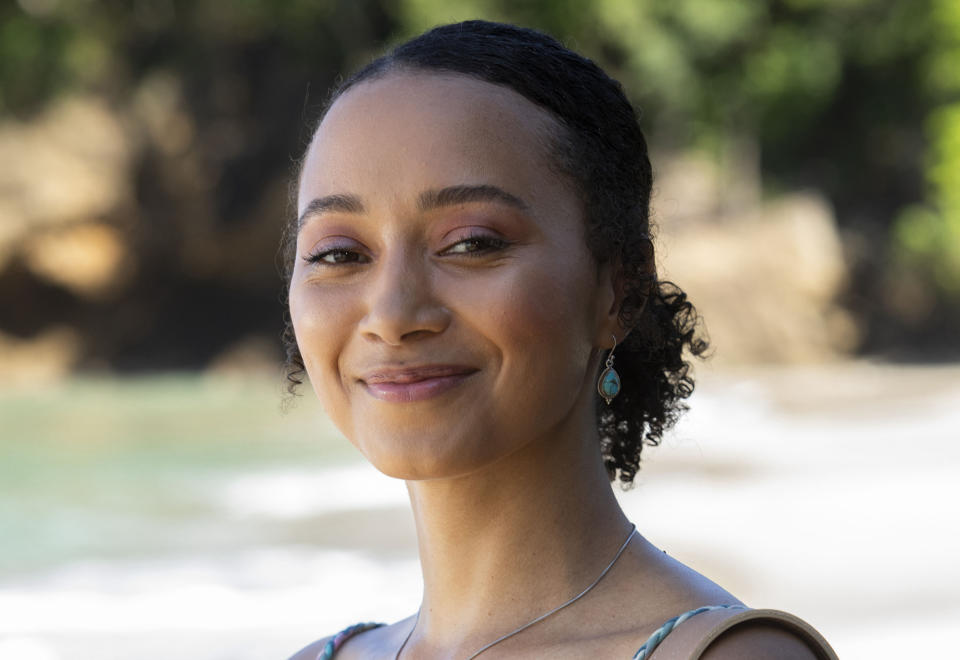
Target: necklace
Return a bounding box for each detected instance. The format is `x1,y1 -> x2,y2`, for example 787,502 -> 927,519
394,524 -> 637,660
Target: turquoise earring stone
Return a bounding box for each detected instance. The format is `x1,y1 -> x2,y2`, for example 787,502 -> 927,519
598,367 -> 621,404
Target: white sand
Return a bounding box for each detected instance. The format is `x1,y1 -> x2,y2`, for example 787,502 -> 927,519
1,361 -> 957,659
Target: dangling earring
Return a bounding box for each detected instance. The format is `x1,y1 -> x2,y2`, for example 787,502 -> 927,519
598,333 -> 622,405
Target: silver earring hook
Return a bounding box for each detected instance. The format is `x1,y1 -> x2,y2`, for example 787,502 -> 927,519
599,333 -> 622,405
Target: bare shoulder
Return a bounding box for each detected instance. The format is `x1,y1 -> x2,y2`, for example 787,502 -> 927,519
625,538 -> 745,612
700,621 -> 820,660
287,617 -> 415,660
287,635 -> 331,660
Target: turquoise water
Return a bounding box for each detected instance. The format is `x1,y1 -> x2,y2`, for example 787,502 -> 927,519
0,374 -> 355,579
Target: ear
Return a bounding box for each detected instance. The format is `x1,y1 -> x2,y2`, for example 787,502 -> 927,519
594,242 -> 656,348
594,259 -> 630,348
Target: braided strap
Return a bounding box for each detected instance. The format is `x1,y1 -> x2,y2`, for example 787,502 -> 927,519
316,622 -> 385,660
632,605 -> 744,660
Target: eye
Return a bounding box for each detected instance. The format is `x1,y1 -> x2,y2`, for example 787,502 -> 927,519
441,233 -> 510,256
303,247 -> 368,265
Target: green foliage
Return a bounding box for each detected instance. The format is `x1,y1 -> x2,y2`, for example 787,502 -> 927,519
0,0 -> 376,115
386,0 -> 960,305
895,103 -> 960,293
892,0 -> 960,296
1,0 -> 957,344
0,7 -> 71,113
926,0 -> 960,93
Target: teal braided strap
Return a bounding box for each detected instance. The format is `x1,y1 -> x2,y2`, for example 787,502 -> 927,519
316,622 -> 385,660
632,605 -> 744,660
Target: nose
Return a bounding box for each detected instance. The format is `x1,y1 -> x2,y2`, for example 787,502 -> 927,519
358,246 -> 450,345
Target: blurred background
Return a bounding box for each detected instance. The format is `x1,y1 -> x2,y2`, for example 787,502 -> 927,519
0,0 -> 957,658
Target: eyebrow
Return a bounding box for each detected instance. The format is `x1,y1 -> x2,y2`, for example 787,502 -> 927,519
417,185 -> 529,213
298,185 -> 528,231
297,194 -> 365,229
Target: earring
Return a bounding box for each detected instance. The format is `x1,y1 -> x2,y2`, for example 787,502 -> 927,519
598,333 -> 622,405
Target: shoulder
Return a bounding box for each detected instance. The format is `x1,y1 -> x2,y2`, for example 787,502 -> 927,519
649,607 -> 837,660
287,635 -> 331,660
287,617 -> 414,660
700,621 -> 821,660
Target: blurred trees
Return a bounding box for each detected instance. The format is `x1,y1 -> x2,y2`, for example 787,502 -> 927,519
394,0 -> 960,350
0,0 -> 957,373
0,0 -> 395,371
894,0 -> 960,297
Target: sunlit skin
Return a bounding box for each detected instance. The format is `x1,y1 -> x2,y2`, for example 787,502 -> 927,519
289,72 -> 815,659
292,72 -> 612,482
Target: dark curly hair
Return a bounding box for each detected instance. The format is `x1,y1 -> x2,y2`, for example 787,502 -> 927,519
282,20 -> 708,486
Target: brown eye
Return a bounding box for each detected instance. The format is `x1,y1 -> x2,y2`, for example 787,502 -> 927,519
304,248 -> 367,265
442,235 -> 510,256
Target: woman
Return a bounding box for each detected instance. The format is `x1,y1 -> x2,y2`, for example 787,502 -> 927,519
284,20 -> 837,660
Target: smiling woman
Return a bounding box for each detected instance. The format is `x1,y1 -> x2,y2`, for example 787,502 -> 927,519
282,20 -> 837,660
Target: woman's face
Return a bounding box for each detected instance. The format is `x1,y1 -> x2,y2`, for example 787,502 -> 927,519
290,71 -> 618,480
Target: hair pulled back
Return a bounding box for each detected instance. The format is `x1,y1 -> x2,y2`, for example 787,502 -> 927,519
283,20 -> 708,485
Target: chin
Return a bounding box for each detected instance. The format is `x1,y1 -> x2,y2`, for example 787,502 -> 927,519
356,429 -> 502,482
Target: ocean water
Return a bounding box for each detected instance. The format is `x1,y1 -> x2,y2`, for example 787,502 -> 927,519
1,364 -> 958,659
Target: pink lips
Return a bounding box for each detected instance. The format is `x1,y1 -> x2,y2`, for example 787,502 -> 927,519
360,365 -> 478,403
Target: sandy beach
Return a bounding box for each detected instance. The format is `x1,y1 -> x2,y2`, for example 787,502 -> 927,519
1,361 -> 957,659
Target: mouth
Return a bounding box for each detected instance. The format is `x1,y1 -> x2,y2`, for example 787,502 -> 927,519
360,365 -> 479,403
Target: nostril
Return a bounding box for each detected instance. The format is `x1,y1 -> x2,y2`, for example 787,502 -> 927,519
358,300 -> 451,345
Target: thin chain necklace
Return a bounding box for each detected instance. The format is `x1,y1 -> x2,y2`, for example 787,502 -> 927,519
394,524 -> 637,660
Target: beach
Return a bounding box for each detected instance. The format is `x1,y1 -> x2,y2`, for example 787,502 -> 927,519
1,361 -> 957,659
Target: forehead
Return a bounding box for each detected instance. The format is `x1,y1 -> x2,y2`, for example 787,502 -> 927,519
298,71 -> 569,211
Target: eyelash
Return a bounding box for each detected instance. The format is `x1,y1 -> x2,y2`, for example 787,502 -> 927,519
304,247 -> 365,265
303,233 -> 510,265
442,234 -> 510,256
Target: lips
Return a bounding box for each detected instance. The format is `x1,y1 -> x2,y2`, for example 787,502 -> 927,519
362,365 -> 477,383
359,365 -> 478,402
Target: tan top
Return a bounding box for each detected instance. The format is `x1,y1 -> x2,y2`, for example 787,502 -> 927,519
648,608 -> 838,660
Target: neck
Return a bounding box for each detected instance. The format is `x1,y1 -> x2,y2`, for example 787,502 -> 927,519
403,407 -> 631,655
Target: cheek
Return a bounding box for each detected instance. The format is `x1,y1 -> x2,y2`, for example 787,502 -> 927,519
288,279 -> 357,428
463,256 -> 597,400
509,251 -> 596,346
